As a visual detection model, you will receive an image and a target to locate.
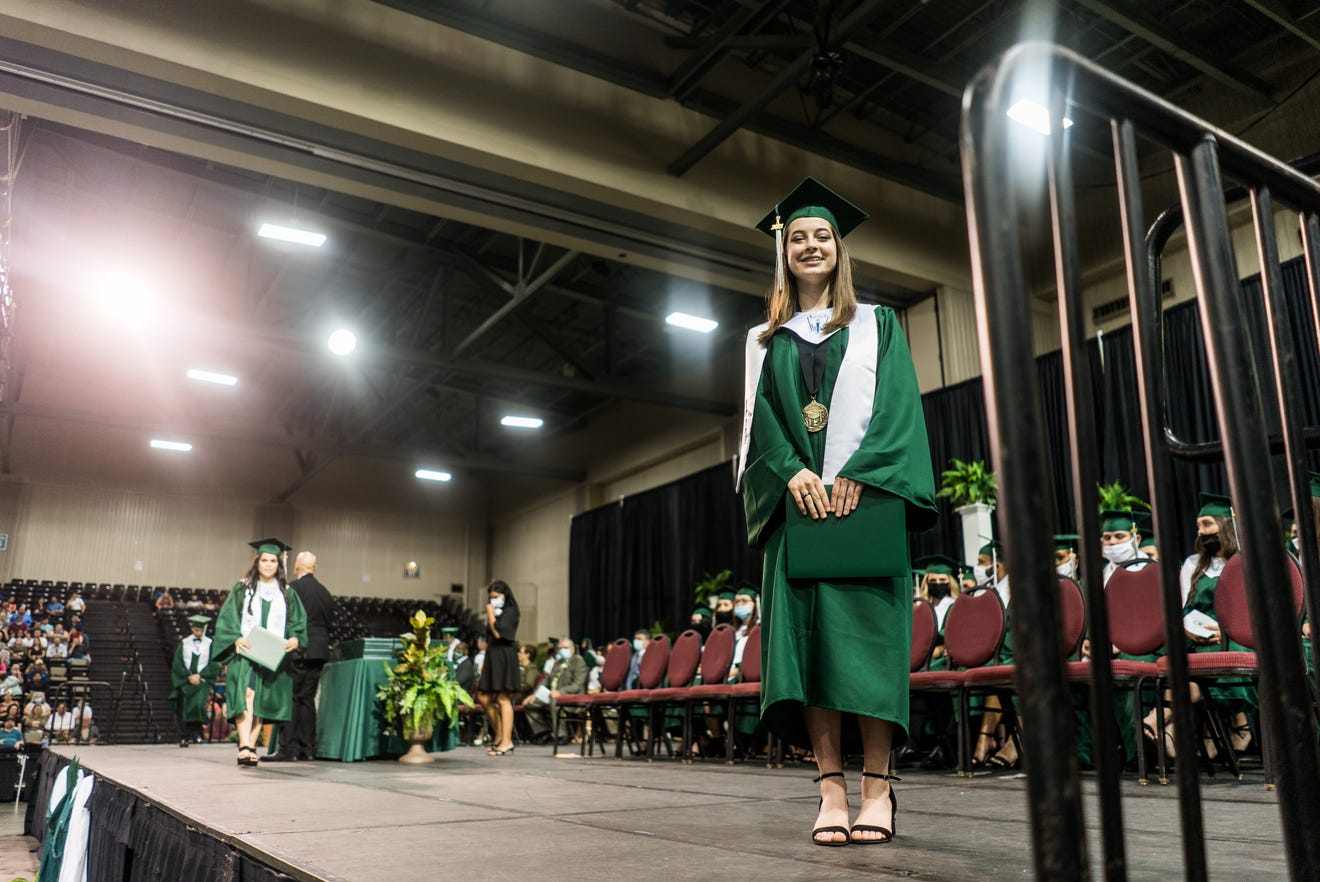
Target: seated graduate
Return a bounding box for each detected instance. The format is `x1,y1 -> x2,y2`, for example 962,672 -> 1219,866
970,540 -> 1019,770
1135,512 -> 1159,561
171,614 -> 221,747
730,584 -> 761,677
712,591 -> 736,626
687,606 -> 713,642
1283,470 -> 1320,674
915,554 -> 960,635
1142,492 -> 1255,758
1054,534 -> 1080,583
1100,510 -> 1149,586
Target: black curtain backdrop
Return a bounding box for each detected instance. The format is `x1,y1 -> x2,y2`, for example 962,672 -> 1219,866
570,256 -> 1320,636
569,462 -> 761,643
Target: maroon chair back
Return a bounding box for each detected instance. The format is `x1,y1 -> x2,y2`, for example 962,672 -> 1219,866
910,600 -> 938,671
1106,562 -> 1164,657
1214,553 -> 1304,649
943,589 -> 1005,668
666,630 -> 703,688
699,624 -> 736,684
638,634 -> 671,689
1057,577 -> 1087,658
598,637 -> 633,692
740,626 -> 762,683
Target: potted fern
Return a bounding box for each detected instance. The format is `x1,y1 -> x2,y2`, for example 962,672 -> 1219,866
1096,481 -> 1150,515
376,609 -> 473,764
937,458 -> 998,566
692,568 -> 732,607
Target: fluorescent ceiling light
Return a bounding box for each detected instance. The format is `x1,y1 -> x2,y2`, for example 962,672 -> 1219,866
415,469 -> 452,482
665,311 -> 718,333
327,328 -> 357,355
500,415 -> 544,429
1007,99 -> 1074,136
150,439 -> 192,452
258,223 -> 326,247
186,369 -> 238,386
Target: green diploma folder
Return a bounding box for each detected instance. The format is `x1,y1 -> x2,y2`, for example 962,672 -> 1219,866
785,486 -> 909,579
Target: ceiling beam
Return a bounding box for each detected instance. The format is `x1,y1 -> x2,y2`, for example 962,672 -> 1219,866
1238,0 -> 1320,53
666,0 -> 793,100
449,249 -> 580,359
0,401 -> 587,482
668,0 -> 891,176
1070,0 -> 1279,104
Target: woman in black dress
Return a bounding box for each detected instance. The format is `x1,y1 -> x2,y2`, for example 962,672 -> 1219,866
477,580 -> 520,755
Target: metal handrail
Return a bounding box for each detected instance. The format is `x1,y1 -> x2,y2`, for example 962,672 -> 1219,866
961,40 -> 1320,881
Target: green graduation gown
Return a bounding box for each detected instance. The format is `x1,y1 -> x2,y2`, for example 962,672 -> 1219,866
741,306 -> 936,749
169,636 -> 220,723
1185,569 -> 1257,713
213,582 -> 308,722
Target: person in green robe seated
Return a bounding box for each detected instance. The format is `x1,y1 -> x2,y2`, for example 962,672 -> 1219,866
738,178 -> 936,846
170,614 -> 221,747
1100,510 -> 1149,586
903,554 -> 960,770
213,538 -> 308,767
1283,471 -> 1320,676
712,590 -> 736,626
970,540 -> 1019,770
1142,493 -> 1256,759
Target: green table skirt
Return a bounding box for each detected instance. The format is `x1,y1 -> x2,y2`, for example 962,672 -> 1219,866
316,657 -> 458,761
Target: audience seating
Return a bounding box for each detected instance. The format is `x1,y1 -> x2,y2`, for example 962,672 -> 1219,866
554,637 -> 631,757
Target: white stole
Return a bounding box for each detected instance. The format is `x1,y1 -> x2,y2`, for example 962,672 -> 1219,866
182,636 -> 212,672
240,580 -> 288,638
736,304 -> 878,489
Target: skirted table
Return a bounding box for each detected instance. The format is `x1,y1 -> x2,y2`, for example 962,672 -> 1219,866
315,654 -> 459,761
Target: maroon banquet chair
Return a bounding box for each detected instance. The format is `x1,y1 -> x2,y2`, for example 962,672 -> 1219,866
1151,554 -> 1304,786
554,637 -> 630,757
647,624 -> 736,763
609,634 -> 671,759
910,600 -> 939,672
637,629 -> 704,762
1064,561 -> 1163,784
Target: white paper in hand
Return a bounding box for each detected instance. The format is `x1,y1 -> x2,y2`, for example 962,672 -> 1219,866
239,625 -> 287,671
533,684 -> 552,705
1182,609 -> 1218,639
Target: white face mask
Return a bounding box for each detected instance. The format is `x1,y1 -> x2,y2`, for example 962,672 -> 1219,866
976,564 -> 996,584
489,596 -> 504,610
1056,559 -> 1078,579
1102,541 -> 1138,565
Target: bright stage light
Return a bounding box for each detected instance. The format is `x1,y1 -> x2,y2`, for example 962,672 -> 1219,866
258,223 -> 327,247
415,469 -> 452,482
1007,99 -> 1074,136
150,439 -> 192,452
665,312 -> 718,333
327,328 -> 357,355
95,273 -> 152,322
186,369 -> 238,386
500,416 -> 543,429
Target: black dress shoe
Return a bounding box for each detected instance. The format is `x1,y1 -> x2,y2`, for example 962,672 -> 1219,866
894,745 -> 921,766
259,752 -> 298,763
919,745 -> 951,771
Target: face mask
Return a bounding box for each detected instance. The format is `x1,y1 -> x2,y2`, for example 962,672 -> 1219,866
632,638 -> 645,652
976,564 -> 995,584
489,597 -> 504,610
557,647 -> 571,660
927,580 -> 952,599
1056,559 -> 1078,579
714,610 -> 734,625
733,603 -> 753,620
1200,535 -> 1222,556
1102,541 -> 1137,565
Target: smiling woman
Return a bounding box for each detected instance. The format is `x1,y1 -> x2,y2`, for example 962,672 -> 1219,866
738,177 -> 936,849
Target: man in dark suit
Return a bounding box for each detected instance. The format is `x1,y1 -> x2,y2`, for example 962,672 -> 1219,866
523,638 -> 588,744
266,550 -> 335,762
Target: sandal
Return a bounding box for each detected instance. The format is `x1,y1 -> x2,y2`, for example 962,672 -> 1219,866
850,772 -> 899,844
971,731 -> 996,769
1230,724 -> 1253,753
986,754 -> 1019,771
811,772 -> 850,847
488,745 -> 515,756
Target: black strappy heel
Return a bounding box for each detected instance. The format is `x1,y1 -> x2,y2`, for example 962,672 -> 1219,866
811,771 -> 850,847
850,771 -> 900,844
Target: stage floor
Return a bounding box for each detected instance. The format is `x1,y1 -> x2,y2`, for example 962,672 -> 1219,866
44,744 -> 1287,881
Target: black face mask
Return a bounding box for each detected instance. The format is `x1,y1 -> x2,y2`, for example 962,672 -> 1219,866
927,581 -> 952,599
1199,534 -> 1222,556
690,620 -> 712,639
714,610 -> 734,625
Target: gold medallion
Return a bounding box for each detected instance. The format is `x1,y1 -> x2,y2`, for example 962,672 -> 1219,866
802,397 -> 829,433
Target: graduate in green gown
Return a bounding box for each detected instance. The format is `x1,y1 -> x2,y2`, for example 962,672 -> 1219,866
213,538 -> 308,767
739,178 -> 935,846
1142,493 -> 1256,759
171,614 -> 221,747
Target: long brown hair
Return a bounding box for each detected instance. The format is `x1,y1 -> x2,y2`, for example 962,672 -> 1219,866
1189,516 -> 1238,594
756,227 -> 858,346
240,554 -> 288,616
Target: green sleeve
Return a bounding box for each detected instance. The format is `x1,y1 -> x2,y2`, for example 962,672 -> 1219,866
201,652 -> 222,681
170,643 -> 189,689
742,357 -> 806,548
286,589 -> 309,646
836,307 -> 938,533
211,584 -> 246,663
